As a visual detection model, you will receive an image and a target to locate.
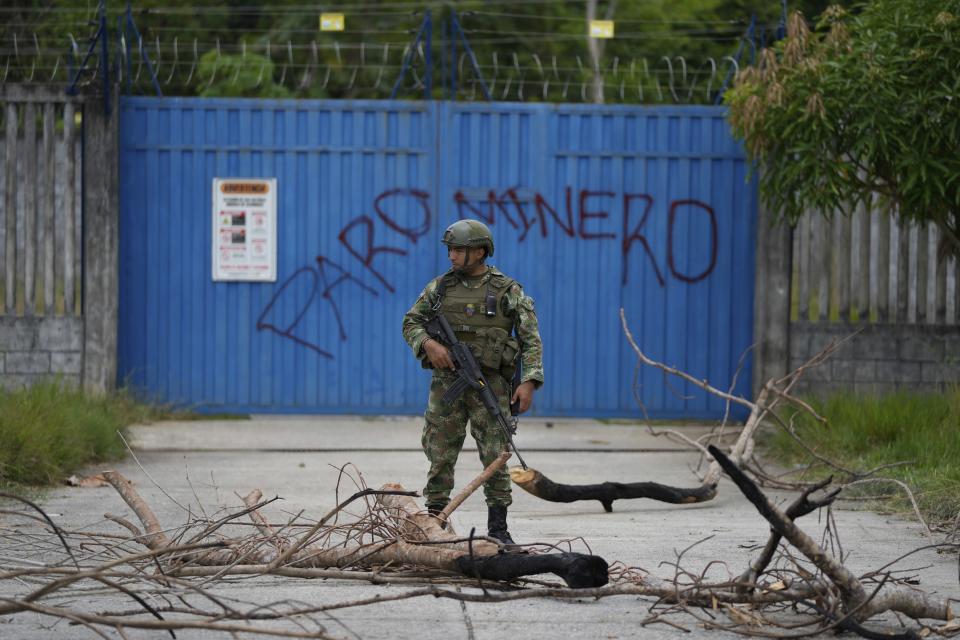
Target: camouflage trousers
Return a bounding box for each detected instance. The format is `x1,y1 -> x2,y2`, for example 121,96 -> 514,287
421,370 -> 512,508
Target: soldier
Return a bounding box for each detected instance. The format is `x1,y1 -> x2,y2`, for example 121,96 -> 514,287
401,219 -> 544,545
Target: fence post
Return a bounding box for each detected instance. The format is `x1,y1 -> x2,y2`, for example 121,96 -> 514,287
752,201 -> 793,397
82,88 -> 119,394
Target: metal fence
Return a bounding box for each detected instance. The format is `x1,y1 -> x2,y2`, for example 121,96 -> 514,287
118,98 -> 757,417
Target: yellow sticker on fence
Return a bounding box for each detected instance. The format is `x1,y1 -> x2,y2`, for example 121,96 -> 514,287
320,13 -> 345,32
589,20 -> 615,39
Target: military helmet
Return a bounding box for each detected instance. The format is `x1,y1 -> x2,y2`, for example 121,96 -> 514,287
441,219 -> 495,257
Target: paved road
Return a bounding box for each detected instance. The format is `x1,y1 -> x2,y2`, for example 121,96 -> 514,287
1,416 -> 956,639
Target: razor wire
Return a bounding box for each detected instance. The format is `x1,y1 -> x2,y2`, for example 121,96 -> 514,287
0,5 -> 773,104
0,41 -> 741,104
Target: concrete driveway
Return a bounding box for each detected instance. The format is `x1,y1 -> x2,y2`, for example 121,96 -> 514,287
1,416 -> 956,639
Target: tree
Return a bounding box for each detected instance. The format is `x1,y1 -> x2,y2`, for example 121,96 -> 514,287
6,0 -> 848,103
197,50 -> 291,99
725,1 -> 960,259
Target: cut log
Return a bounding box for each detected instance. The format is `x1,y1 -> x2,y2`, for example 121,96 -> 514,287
376,484 -> 609,587
456,552 -> 609,589
510,467 -> 717,512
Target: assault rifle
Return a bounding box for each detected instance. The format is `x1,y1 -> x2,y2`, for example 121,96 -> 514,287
424,312 -> 528,470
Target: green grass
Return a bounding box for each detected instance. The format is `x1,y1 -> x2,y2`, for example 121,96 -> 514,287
0,381 -> 168,487
764,389 -> 960,524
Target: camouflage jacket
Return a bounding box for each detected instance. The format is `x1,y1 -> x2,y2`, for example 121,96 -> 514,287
402,266 -> 544,388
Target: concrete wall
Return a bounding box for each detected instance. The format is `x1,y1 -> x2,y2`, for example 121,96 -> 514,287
0,316 -> 84,389
754,214 -> 960,399
789,322 -> 960,396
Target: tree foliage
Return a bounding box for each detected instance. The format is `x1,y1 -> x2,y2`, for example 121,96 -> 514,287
725,1 -> 960,258
197,51 -> 292,99
4,0 -> 846,102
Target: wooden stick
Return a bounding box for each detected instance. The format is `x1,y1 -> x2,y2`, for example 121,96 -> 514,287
240,490 -> 282,540
102,470 -> 170,550
701,386 -> 769,488
170,565 -> 459,583
103,513 -> 143,539
439,450 -> 511,523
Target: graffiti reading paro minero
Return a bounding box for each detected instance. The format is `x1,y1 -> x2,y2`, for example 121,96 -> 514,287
256,187 -> 718,359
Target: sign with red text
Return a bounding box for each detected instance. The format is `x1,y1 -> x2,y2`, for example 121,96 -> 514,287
212,178 -> 277,282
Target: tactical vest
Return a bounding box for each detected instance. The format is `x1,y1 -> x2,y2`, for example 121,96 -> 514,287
432,270 -> 520,378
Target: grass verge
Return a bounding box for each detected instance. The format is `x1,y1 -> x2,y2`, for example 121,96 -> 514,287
0,381 -> 168,488
763,388 -> 960,526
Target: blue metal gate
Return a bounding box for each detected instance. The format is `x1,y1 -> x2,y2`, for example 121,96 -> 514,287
118,98 -> 756,418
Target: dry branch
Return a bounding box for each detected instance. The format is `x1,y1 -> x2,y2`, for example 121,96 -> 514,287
98,468 -> 610,589
377,483 -> 501,556
710,444 -> 953,623
439,450 -> 511,523
102,470 -> 170,549
619,308 -> 770,491
736,475 -> 840,592
2,455 -> 956,640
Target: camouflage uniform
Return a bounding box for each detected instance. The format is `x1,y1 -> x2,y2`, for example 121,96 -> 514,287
402,266 -> 544,508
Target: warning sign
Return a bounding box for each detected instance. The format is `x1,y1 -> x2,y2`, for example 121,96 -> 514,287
212,178 -> 277,282
320,13 -> 345,32
589,20 -> 615,39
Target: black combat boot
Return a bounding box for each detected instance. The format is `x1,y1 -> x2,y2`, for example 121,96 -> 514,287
487,505 -> 516,546
426,502 -> 448,529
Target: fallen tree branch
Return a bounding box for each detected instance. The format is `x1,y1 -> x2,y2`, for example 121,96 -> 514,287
509,467 -> 717,512
102,471 -> 171,549
2,456 -> 955,640
0,493 -> 79,569
241,490 -> 279,540
269,486 -> 418,570
709,445 -> 953,623
99,471 -> 610,589
736,475 -> 840,592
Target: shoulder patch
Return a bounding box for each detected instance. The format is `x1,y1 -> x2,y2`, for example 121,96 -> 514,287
488,274 -> 511,289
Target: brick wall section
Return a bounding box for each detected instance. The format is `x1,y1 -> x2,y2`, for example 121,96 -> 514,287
0,317 -> 83,390
789,322 -> 960,396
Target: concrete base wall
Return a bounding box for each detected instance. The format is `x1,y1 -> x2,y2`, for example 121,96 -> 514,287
789,322 -> 960,396
0,317 -> 84,390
